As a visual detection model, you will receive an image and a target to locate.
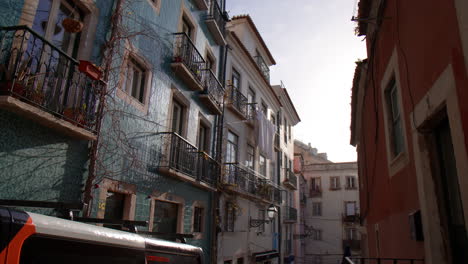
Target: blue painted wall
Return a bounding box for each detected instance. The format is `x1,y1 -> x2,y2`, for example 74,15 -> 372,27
91,0 -> 224,262
0,0 -> 113,216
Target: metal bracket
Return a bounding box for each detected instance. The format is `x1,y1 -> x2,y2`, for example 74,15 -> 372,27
249,216 -> 270,228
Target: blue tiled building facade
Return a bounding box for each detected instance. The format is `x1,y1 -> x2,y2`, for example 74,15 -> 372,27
0,0 -> 227,262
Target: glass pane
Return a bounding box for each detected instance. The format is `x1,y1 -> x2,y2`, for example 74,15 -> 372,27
153,200 -> 178,234
393,119 -> 404,155
32,0 -> 52,36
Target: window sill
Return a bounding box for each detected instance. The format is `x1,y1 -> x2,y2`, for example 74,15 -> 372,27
116,88 -> 149,114
388,150 -> 409,177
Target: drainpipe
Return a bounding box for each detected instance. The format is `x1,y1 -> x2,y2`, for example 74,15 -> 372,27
210,39 -> 229,264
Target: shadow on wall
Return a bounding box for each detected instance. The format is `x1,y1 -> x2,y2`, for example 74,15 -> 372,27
0,110 -> 88,214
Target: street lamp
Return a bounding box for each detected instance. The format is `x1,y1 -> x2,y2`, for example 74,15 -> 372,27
249,204 -> 277,228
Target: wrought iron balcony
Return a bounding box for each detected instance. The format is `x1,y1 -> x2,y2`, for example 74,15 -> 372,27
0,26 -> 103,140
171,33 -> 205,92
197,151 -> 219,185
283,206 -> 297,223
255,55 -> 270,82
205,0 -> 226,45
283,168 -> 297,190
223,163 -> 282,204
227,86 -> 248,119
199,69 -> 224,115
156,132 -> 218,189
342,239 -> 361,251
343,214 -> 360,223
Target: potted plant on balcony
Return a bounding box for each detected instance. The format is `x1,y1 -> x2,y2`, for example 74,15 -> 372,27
79,60 -> 102,81
63,103 -> 88,128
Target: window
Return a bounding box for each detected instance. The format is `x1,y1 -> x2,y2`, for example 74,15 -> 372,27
346,176 -> 357,189
153,200 -> 179,235
330,176 -> 340,190
261,102 -> 268,116
247,88 -> 256,117
122,57 -> 147,104
312,202 -> 322,216
345,228 -> 358,240
198,122 -> 209,152
226,131 -> 238,163
103,191 -> 126,229
232,69 -> 241,90
224,261 -> 232,264
193,207 -> 204,233
237,257 -> 244,264
32,0 -> 83,57
259,154 -> 266,176
288,124 -> 291,140
311,229 -> 322,240
182,17 -> 193,39
205,52 -> 216,72
311,178 -> 321,192
385,78 -> 405,157
246,144 -> 255,170
271,114 -> 276,131
225,202 -> 235,232
284,118 -> 288,142
345,201 -> 357,216
171,100 -> 185,136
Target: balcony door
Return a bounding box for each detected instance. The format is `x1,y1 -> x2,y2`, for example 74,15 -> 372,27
431,118 -> 468,263
30,0 -> 84,111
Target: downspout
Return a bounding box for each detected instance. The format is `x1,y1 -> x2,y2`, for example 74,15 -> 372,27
210,39 -> 229,264
277,110 -> 283,263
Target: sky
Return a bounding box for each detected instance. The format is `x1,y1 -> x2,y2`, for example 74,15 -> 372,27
226,0 -> 367,162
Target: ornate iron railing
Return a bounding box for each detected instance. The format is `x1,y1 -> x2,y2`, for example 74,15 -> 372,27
223,163 -> 282,203
283,206 -> 297,222
201,69 -> 224,109
197,151 -> 218,185
345,257 -> 424,264
158,132 -> 200,178
207,0 -> 225,34
284,168 -> 297,188
343,213 -> 361,223
227,86 -> 248,117
0,26 -> 102,132
255,55 -> 270,82
173,33 -> 205,84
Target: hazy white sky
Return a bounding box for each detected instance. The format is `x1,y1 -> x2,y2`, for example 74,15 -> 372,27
227,0 -> 367,162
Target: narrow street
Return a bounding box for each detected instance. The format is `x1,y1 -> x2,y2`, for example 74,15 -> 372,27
0,0 -> 467,263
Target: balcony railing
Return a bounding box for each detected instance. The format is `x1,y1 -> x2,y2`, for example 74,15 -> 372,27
345,257 -> 424,264
172,33 -> 205,91
283,206 -> 297,223
283,168 -> 297,189
227,86 -> 248,118
205,0 -> 226,45
223,163 -> 282,204
0,26 -> 102,138
197,151 -> 219,185
343,214 -> 360,223
342,239 -> 361,251
255,55 -> 270,82
156,132 -> 218,187
310,188 -> 322,197
200,69 -> 224,114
